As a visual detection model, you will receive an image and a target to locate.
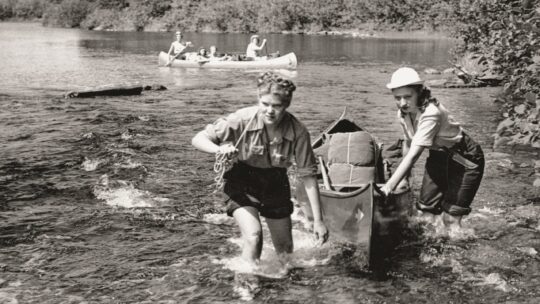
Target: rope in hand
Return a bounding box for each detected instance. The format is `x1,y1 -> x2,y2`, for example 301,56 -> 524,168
213,152 -> 234,193
212,112 -> 257,193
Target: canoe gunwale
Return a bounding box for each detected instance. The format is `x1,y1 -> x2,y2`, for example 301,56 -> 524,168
319,183 -> 371,198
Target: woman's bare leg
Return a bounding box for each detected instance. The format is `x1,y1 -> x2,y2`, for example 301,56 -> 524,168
232,206 -> 263,265
265,216 -> 293,256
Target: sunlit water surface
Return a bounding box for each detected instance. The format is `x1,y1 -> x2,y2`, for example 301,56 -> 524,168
1,22 -> 539,303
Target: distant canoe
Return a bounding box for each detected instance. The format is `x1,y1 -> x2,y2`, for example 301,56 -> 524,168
158,51 -> 297,70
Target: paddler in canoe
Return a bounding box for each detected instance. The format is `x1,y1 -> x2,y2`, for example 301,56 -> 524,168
192,71 -> 329,267
380,67 -> 485,233
245,35 -> 267,61
165,31 -> 193,66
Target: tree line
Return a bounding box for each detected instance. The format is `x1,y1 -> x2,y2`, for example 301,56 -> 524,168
0,0 -> 463,32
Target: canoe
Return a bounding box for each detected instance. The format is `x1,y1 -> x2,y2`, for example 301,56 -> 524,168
158,51 -> 297,70
294,108 -> 412,267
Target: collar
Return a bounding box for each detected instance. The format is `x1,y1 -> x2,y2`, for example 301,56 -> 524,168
246,110 -> 295,141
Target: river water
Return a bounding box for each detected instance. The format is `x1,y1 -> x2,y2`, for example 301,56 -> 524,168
1,22 -> 539,303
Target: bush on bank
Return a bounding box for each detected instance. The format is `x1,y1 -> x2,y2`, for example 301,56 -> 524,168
452,0 -> 540,150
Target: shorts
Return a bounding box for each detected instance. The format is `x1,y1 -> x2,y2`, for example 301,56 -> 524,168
223,162 -> 293,219
417,132 -> 485,216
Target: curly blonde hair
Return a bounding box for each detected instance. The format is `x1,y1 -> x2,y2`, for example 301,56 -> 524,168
257,72 -> 296,105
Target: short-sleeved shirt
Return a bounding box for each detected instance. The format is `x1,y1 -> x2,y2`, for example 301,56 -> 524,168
398,102 -> 463,150
204,106 -> 318,177
246,42 -> 260,58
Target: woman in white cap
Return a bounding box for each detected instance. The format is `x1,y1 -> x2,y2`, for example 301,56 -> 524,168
380,67 -> 484,232
166,31 -> 193,65
246,35 -> 267,60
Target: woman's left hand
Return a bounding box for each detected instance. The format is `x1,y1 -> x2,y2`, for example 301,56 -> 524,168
313,220 -> 329,246
380,184 -> 392,197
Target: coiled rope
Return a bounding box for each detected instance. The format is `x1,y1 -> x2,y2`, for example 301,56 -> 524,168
212,112 -> 257,193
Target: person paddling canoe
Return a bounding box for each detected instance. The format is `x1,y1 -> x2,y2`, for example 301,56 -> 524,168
246,35 -> 267,61
192,72 -> 328,267
380,67 -> 485,233
166,31 -> 193,66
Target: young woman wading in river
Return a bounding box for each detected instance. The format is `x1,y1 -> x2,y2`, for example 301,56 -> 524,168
381,67 -> 485,234
192,72 -> 328,268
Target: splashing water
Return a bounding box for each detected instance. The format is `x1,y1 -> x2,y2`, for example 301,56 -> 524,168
204,210 -> 338,300
81,157 -> 103,171
93,174 -> 168,208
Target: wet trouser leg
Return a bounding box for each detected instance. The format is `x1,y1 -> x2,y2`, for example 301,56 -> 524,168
417,133 -> 484,216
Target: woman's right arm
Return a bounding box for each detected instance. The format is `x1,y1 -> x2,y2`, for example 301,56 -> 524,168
381,143 -> 424,195
258,39 -> 267,50
192,130 -> 237,156
192,131 -> 219,154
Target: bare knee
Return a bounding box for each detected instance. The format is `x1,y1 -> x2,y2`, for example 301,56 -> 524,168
243,230 -> 263,247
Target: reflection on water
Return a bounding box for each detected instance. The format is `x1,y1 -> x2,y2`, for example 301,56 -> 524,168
1,22 -> 538,304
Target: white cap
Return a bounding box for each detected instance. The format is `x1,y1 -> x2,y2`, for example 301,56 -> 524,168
250,35 -> 259,41
386,67 -> 424,89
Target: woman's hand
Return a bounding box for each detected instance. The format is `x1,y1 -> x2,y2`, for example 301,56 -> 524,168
313,220 -> 329,246
380,184 -> 392,197
217,143 -> 238,158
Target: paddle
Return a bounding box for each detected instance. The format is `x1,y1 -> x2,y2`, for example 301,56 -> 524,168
318,156 -> 333,191
165,42 -> 193,67
165,53 -> 181,67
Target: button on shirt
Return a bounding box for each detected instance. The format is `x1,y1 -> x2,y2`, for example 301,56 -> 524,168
398,102 -> 463,150
204,106 -> 318,177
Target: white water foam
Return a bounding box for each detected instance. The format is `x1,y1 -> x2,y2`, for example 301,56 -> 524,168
475,273 -> 514,292
81,157 -> 103,171
93,174 -> 168,208
412,213 -> 476,241
120,131 -> 133,140
516,247 -> 538,256
203,213 -> 235,225
113,159 -> 144,170
469,206 -> 505,219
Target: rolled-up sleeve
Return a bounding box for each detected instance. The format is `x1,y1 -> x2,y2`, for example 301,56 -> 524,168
294,131 -> 318,177
204,113 -> 242,144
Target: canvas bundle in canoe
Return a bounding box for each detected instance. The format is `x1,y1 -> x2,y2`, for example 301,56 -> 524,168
158,51 -> 297,69
294,109 -> 412,266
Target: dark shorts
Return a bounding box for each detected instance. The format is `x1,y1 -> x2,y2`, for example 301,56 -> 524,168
223,162 -> 293,219
417,132 -> 485,216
